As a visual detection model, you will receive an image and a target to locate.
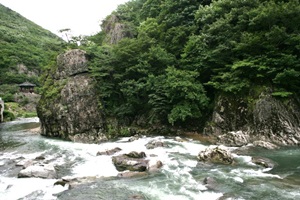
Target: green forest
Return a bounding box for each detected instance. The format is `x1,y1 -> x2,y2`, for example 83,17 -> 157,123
81,0 -> 300,129
0,4 -> 64,102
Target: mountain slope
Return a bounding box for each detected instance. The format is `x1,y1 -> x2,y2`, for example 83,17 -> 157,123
0,4 -> 64,100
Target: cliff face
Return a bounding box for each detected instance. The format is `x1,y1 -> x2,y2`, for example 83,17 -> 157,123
206,90 -> 300,146
37,49 -> 106,143
101,14 -> 134,44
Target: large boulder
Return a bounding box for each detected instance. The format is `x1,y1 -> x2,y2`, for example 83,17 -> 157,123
112,152 -> 149,172
37,49 -> 106,143
198,146 -> 234,165
97,147 -> 122,156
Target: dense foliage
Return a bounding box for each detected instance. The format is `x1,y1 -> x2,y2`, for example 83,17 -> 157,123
86,0 -> 300,129
0,4 -> 64,101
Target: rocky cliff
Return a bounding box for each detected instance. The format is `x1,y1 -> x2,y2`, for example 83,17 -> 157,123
205,89 -> 300,146
37,49 -> 107,143
101,14 -> 134,44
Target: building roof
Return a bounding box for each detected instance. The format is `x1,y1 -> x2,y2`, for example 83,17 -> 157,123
19,81 -> 36,87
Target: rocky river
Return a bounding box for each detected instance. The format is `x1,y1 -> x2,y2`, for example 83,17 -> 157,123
1,118 -> 300,200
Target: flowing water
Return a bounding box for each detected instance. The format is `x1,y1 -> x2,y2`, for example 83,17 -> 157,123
0,118 -> 300,200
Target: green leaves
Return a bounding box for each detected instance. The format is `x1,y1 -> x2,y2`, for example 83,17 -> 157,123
86,0 -> 300,130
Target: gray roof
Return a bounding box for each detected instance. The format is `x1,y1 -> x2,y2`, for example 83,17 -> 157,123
19,81 -> 36,87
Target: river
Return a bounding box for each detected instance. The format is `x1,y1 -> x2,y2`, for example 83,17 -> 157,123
0,118 -> 300,200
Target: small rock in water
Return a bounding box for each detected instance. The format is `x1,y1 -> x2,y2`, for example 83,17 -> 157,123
125,151 -> 146,158
35,155 -> 46,160
251,156 -> 276,168
203,177 -> 218,190
175,136 -> 186,142
96,147 -> 122,156
198,146 -> 234,165
117,171 -> 148,178
145,140 -> 166,149
15,159 -> 34,169
148,160 -> 163,172
128,134 -> 141,142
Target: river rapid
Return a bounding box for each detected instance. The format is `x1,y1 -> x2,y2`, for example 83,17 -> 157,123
0,118 -> 300,200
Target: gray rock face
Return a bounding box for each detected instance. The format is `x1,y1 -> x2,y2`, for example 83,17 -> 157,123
37,49 -> 106,143
206,91 -> 300,146
102,14 -> 134,44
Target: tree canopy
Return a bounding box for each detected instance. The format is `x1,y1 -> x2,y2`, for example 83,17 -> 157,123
85,0 -> 300,128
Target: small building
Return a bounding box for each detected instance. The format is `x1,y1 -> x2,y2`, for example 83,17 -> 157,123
19,81 -> 36,93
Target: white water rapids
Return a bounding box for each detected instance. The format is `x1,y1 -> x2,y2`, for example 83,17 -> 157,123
1,118 -> 300,200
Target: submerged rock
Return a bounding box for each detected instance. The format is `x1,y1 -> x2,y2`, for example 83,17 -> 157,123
251,156 -> 276,168
145,140 -> 166,149
203,177 -> 218,190
198,146 -> 234,165
117,171 -> 148,178
97,147 -> 122,156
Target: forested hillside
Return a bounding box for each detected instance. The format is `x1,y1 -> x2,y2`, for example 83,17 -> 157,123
0,4 -> 64,102
82,0 -> 300,131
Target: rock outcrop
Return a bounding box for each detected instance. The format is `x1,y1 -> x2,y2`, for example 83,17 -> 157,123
37,49 -> 106,143
206,90 -> 300,146
101,14 -> 134,44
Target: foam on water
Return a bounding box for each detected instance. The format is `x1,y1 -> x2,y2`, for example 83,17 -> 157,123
0,177 -> 67,200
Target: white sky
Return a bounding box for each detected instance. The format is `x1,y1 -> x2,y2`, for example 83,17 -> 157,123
0,0 -> 129,37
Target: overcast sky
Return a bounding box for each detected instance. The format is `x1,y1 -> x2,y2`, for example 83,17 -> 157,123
0,0 -> 129,37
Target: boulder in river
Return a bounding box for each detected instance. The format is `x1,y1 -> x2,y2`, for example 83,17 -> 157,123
97,147 -> 122,156
145,140 -> 166,149
117,171 -> 148,178
251,156 -> 276,168
198,146 -> 234,165
18,164 -> 57,179
112,152 -> 149,172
